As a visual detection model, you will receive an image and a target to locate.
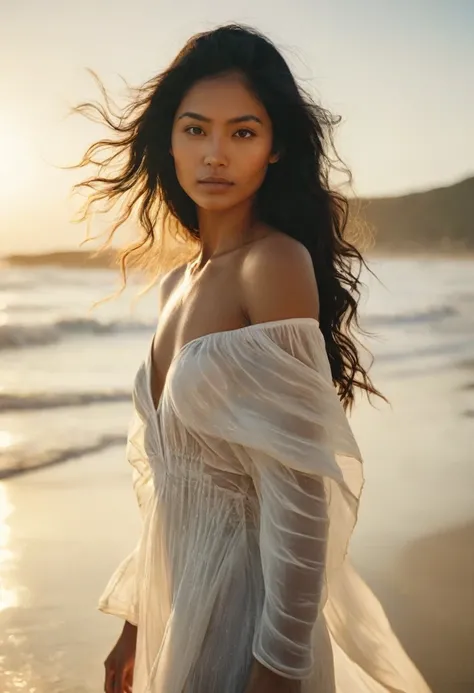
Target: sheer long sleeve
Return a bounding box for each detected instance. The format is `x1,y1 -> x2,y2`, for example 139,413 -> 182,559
171,318 -> 363,680
251,451 -> 329,678
98,409 -> 154,625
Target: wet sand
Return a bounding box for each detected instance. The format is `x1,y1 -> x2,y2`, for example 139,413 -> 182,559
0,448 -> 141,693
0,366 -> 473,692
375,522 -> 474,693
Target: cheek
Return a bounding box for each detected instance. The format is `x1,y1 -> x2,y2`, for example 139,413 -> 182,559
237,142 -> 272,181
171,146 -> 198,192
241,134 -> 273,165
171,130 -> 197,165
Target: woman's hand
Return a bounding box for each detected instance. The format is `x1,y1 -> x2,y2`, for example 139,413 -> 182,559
104,620 -> 137,693
244,659 -> 302,693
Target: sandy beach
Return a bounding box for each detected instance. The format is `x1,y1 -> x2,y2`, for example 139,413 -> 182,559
349,366 -> 474,693
0,360 -> 473,693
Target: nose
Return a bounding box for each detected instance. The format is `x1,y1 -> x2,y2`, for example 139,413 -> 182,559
203,135 -> 228,167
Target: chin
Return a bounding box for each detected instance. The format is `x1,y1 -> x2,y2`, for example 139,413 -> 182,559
192,193 -> 240,211
199,200 -> 235,211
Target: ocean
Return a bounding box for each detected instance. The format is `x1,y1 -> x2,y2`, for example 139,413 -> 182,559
1,256 -> 473,479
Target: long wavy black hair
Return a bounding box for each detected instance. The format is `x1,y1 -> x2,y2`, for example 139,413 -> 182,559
72,23 -> 382,410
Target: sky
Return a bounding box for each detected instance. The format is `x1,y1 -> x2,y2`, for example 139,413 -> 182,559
0,0 -> 473,254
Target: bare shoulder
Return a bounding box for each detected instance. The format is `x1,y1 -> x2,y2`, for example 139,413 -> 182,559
157,263 -> 187,311
241,231 -> 319,324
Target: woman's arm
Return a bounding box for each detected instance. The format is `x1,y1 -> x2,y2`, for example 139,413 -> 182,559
242,234 -> 325,688
247,452 -> 328,683
104,621 -> 137,693
245,659 -> 302,693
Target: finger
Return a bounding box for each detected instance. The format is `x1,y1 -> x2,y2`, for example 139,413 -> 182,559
114,667 -> 124,693
123,665 -> 134,693
104,666 -> 115,693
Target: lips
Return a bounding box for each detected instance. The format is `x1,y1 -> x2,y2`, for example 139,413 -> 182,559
198,177 -> 234,185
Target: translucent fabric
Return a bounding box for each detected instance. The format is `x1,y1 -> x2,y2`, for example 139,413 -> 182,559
99,318 -> 431,693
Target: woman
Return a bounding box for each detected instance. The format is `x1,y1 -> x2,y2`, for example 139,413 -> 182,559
74,24 -> 431,693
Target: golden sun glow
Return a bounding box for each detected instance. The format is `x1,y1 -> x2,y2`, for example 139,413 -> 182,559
0,126 -> 35,201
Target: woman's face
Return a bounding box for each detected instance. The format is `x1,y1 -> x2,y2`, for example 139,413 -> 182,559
170,72 -> 279,211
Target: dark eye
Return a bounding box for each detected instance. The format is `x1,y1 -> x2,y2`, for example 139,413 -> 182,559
234,129 -> 255,139
185,126 -> 204,136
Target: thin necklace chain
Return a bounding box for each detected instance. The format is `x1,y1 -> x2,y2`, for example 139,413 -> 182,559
189,235 -> 266,274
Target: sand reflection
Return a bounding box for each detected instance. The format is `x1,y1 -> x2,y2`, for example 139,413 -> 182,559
0,483 -> 19,611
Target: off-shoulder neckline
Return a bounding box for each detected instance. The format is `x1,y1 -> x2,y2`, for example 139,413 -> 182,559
172,316 -> 319,354
145,317 -> 320,412
149,316 -> 320,368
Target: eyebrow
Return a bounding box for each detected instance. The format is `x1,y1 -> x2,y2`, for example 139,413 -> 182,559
177,111 -> 263,125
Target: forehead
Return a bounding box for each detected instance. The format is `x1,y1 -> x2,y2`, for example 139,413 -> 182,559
177,73 -> 270,121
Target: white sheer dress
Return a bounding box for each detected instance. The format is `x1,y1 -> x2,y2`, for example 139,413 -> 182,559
99,317 -> 431,693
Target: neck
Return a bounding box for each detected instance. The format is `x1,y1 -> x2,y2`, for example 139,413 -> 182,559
195,199 -> 258,265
